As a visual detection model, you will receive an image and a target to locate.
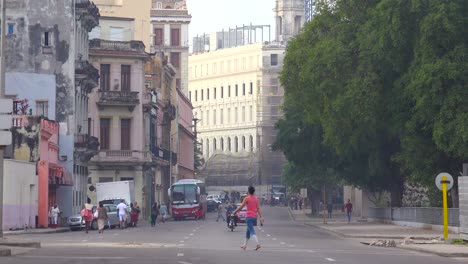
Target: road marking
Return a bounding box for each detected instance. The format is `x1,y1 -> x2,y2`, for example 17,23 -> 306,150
325,258 -> 336,262
20,256 -> 129,260
280,242 -> 286,245
180,241 -> 184,243
267,234 -> 271,237
178,261 -> 192,264
184,237 -> 190,239
177,253 -> 184,257
189,233 -> 194,236
307,250 -> 315,253
272,238 -> 277,241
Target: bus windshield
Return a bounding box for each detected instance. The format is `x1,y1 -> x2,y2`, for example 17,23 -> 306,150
172,184 -> 198,204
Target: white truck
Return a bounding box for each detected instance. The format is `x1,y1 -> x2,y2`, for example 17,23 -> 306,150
96,180 -> 135,206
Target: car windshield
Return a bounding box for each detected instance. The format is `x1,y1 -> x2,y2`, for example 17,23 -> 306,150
172,184 -> 197,204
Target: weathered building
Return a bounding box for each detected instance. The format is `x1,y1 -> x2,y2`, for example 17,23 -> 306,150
4,0 -> 100,220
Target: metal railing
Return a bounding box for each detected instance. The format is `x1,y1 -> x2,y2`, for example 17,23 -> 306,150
98,91 -> 139,105
368,207 -> 460,227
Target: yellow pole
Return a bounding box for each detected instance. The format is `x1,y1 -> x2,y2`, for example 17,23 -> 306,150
442,175 -> 449,240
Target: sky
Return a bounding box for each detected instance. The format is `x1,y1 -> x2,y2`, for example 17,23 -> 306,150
186,0 -> 277,43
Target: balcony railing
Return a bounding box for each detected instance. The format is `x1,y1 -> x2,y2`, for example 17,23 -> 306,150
94,150 -> 151,163
90,39 -> 146,53
97,91 -> 140,109
74,133 -> 99,151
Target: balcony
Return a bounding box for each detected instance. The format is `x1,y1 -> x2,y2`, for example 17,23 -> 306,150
143,93 -> 158,111
75,60 -> 99,91
91,150 -> 151,166
89,39 -> 146,57
74,134 -> 99,162
97,91 -> 140,111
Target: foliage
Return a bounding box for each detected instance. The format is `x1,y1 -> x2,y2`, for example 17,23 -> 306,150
275,0 -> 467,206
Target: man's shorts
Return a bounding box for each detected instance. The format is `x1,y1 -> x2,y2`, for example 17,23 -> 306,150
119,214 -> 127,222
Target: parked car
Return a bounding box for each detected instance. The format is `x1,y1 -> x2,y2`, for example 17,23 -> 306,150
68,204 -> 130,231
236,203 -> 247,223
206,199 -> 219,212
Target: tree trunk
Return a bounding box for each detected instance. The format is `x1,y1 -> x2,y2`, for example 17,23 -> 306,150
390,184 -> 403,207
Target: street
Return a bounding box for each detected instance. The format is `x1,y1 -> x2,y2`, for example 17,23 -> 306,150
0,207 -> 465,264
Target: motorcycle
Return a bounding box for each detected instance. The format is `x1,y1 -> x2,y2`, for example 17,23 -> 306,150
227,213 -> 236,232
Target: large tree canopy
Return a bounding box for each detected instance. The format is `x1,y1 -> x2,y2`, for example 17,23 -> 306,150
276,0 -> 467,206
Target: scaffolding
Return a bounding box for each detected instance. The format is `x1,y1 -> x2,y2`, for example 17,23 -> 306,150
305,0 -> 316,22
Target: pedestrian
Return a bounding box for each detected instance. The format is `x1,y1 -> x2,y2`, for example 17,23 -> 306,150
97,203 -> 108,234
116,199 -> 128,229
299,197 -> 303,210
233,186 -> 263,251
327,203 -> 333,218
345,199 -> 353,223
159,204 -> 167,223
216,203 -> 225,222
80,205 -> 93,233
133,202 -> 141,227
151,202 -> 159,227
51,204 -> 60,228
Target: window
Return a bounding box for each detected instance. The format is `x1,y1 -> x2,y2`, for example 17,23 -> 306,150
120,177 -> 134,182
100,118 -> 111,150
189,91 -> 192,101
221,86 -> 224,98
201,89 -> 204,101
242,106 -> 245,122
195,90 -> 198,101
213,138 -> 217,151
157,2 -> 162,9
234,137 -> 239,152
250,105 -> 253,121
176,79 -> 181,90
121,65 -> 131,91
227,108 -> 231,124
7,23 -> 14,35
250,82 -> 253,94
206,139 -> 210,157
171,52 -> 180,68
207,88 -> 210,100
200,110 -> 203,126
242,83 -> 245,96
242,136 -> 246,150
109,27 -> 124,41
220,109 -> 223,124
214,88 -> 217,99
221,138 -> 224,151
271,54 -> 278,66
228,138 -> 231,152
154,28 -> 163,45
121,119 -> 131,150
100,64 -> 110,91
228,85 -> 231,97
171,28 -> 180,46
213,109 -> 216,125
206,110 -> 209,125
43,31 -> 52,46
250,136 -> 254,151
235,85 -> 238,96
234,107 -> 238,123
36,100 -> 48,117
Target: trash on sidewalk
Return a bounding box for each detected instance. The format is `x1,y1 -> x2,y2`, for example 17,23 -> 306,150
401,236 -> 445,245
362,240 -> 397,247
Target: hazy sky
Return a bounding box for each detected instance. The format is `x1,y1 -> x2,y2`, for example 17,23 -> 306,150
186,0 -> 277,43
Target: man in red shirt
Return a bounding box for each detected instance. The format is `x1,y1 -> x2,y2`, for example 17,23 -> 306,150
345,199 -> 353,223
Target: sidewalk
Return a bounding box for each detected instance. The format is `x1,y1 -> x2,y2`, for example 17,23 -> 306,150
289,208 -> 468,258
4,227 -> 69,236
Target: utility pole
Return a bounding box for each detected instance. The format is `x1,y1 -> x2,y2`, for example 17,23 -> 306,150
0,0 -> 7,238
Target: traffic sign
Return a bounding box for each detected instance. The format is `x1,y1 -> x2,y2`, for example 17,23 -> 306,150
435,172 -> 454,191
0,98 -> 12,113
0,114 -> 11,129
0,130 -> 11,145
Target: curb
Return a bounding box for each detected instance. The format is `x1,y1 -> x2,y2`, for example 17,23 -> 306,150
4,228 -> 70,236
303,222 -> 411,240
0,248 -> 11,257
0,241 -> 41,248
396,245 -> 468,258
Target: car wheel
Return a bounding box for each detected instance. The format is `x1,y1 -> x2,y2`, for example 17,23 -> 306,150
91,220 -> 98,230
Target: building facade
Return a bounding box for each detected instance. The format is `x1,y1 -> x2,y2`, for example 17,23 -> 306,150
188,0 -> 305,190
151,0 -> 191,96
4,0 -> 99,220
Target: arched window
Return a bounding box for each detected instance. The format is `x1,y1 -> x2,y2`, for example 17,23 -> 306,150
234,137 -> 239,152
206,139 -> 210,157
242,136 -> 246,150
249,135 -> 254,151
228,137 -> 231,152
213,138 -> 217,151
220,138 -> 224,151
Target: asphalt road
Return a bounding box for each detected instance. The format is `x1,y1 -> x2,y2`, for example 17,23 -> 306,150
1,206 -> 465,264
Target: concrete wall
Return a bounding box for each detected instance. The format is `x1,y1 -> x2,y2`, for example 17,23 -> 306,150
459,176 -> 468,240
89,17 -> 135,41
3,160 -> 37,230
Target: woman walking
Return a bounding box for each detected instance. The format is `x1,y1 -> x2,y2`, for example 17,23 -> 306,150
97,203 -> 108,234
80,205 -> 93,233
233,186 -> 264,251
151,202 -> 159,227
50,204 -> 60,228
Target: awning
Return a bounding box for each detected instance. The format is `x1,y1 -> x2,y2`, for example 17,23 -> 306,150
48,163 -> 73,186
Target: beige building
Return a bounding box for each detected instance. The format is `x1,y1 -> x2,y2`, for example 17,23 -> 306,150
92,0 -> 152,51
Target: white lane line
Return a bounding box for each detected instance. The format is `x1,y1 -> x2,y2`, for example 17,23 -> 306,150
180,241 -> 184,243
20,256 -> 129,260
184,237 -> 190,239
272,238 -> 277,241
307,250 -> 315,253
177,253 -> 184,257
178,261 -> 192,264
189,233 -> 194,236
325,258 -> 336,262
267,234 -> 271,237
280,242 -> 286,245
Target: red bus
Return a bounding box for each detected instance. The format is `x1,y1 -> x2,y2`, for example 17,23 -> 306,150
168,179 -> 206,220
